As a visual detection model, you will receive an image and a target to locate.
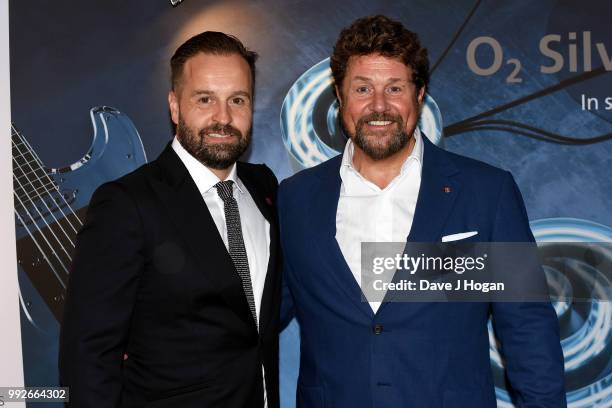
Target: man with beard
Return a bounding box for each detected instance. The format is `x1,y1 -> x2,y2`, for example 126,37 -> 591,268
278,15 -> 565,407
60,32 -> 281,408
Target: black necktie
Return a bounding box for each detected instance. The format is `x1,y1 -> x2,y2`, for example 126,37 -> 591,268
215,180 -> 258,325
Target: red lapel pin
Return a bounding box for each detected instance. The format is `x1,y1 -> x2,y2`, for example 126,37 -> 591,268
443,186 -> 452,193
265,197 -> 273,205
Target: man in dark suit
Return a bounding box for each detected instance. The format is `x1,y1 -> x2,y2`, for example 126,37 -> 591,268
278,15 -> 566,407
60,31 -> 281,408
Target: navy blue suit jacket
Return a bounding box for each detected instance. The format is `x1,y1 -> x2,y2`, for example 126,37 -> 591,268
278,136 -> 566,408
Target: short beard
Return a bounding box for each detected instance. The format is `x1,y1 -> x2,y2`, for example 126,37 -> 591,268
342,112 -> 410,161
176,116 -> 251,169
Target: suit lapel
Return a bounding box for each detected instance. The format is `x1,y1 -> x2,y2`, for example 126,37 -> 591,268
149,145 -> 256,330
237,164 -> 274,224
377,136 -> 461,314
237,164 -> 280,336
407,136 -> 461,243
310,157 -> 375,320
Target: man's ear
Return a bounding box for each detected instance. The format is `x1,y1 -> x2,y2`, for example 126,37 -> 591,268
417,86 -> 425,105
335,85 -> 343,107
168,90 -> 179,125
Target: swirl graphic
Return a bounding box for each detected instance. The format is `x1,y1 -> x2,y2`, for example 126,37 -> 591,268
491,218 -> 612,407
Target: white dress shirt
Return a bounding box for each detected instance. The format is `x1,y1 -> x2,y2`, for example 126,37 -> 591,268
172,137 -> 270,405
335,128 -> 423,313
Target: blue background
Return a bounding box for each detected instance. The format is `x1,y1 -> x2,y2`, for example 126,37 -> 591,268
9,0 -> 611,406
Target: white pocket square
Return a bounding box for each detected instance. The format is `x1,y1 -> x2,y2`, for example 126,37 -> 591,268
441,231 -> 478,242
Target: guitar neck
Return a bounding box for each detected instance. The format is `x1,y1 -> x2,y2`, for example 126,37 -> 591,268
11,125 -> 49,187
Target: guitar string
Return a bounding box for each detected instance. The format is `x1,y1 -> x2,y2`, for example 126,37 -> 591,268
14,174 -> 62,194
13,173 -> 70,280
13,162 -> 51,180
12,138 -> 77,249
12,164 -> 73,274
11,126 -> 82,234
13,204 -> 67,289
12,141 -> 76,258
11,126 -> 81,236
15,125 -> 84,227
11,125 -> 83,229
11,127 -> 82,234
12,176 -> 78,223
15,180 -> 62,202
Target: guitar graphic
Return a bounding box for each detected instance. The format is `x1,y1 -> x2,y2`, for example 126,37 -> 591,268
13,106 -> 147,327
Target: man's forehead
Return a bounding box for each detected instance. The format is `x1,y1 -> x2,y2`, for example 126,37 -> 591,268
184,53 -> 248,76
180,53 -> 252,90
346,54 -> 412,80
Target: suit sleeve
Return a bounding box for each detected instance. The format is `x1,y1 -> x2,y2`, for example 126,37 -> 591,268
59,182 -> 144,407
280,257 -> 297,330
277,181 -> 296,330
261,165 -> 296,330
490,172 -> 566,407
261,164 -> 279,201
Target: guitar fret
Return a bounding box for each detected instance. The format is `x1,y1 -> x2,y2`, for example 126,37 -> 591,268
14,167 -> 51,181
12,158 -> 46,178
13,152 -> 40,167
14,181 -> 63,203
12,138 -> 30,150
15,181 -> 60,197
14,174 -> 57,189
11,131 -> 49,196
10,137 -> 61,217
13,170 -> 52,189
13,147 -> 42,162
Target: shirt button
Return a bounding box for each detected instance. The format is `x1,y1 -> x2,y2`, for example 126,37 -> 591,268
373,324 -> 383,335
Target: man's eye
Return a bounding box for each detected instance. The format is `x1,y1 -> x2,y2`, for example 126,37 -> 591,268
387,86 -> 402,93
356,86 -> 370,94
232,97 -> 245,105
199,96 -> 211,104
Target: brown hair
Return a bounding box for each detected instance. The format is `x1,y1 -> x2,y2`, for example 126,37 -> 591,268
170,31 -> 258,91
331,15 -> 429,94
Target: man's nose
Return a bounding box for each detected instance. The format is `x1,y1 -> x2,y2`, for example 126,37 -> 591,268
369,89 -> 389,113
212,103 -> 232,125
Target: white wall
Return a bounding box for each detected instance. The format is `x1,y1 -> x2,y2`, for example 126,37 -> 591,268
0,0 -> 25,405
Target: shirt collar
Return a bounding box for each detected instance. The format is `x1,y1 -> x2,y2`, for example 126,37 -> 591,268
340,126 -> 424,184
171,136 -> 244,194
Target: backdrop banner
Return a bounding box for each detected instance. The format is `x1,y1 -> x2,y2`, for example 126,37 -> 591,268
8,1 -> 612,407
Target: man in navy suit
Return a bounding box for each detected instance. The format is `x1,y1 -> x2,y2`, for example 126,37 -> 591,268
278,15 -> 566,407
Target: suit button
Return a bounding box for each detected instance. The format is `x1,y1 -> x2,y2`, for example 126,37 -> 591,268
373,324 -> 383,335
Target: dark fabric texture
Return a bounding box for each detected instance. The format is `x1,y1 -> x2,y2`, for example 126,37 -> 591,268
59,144 -> 281,408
